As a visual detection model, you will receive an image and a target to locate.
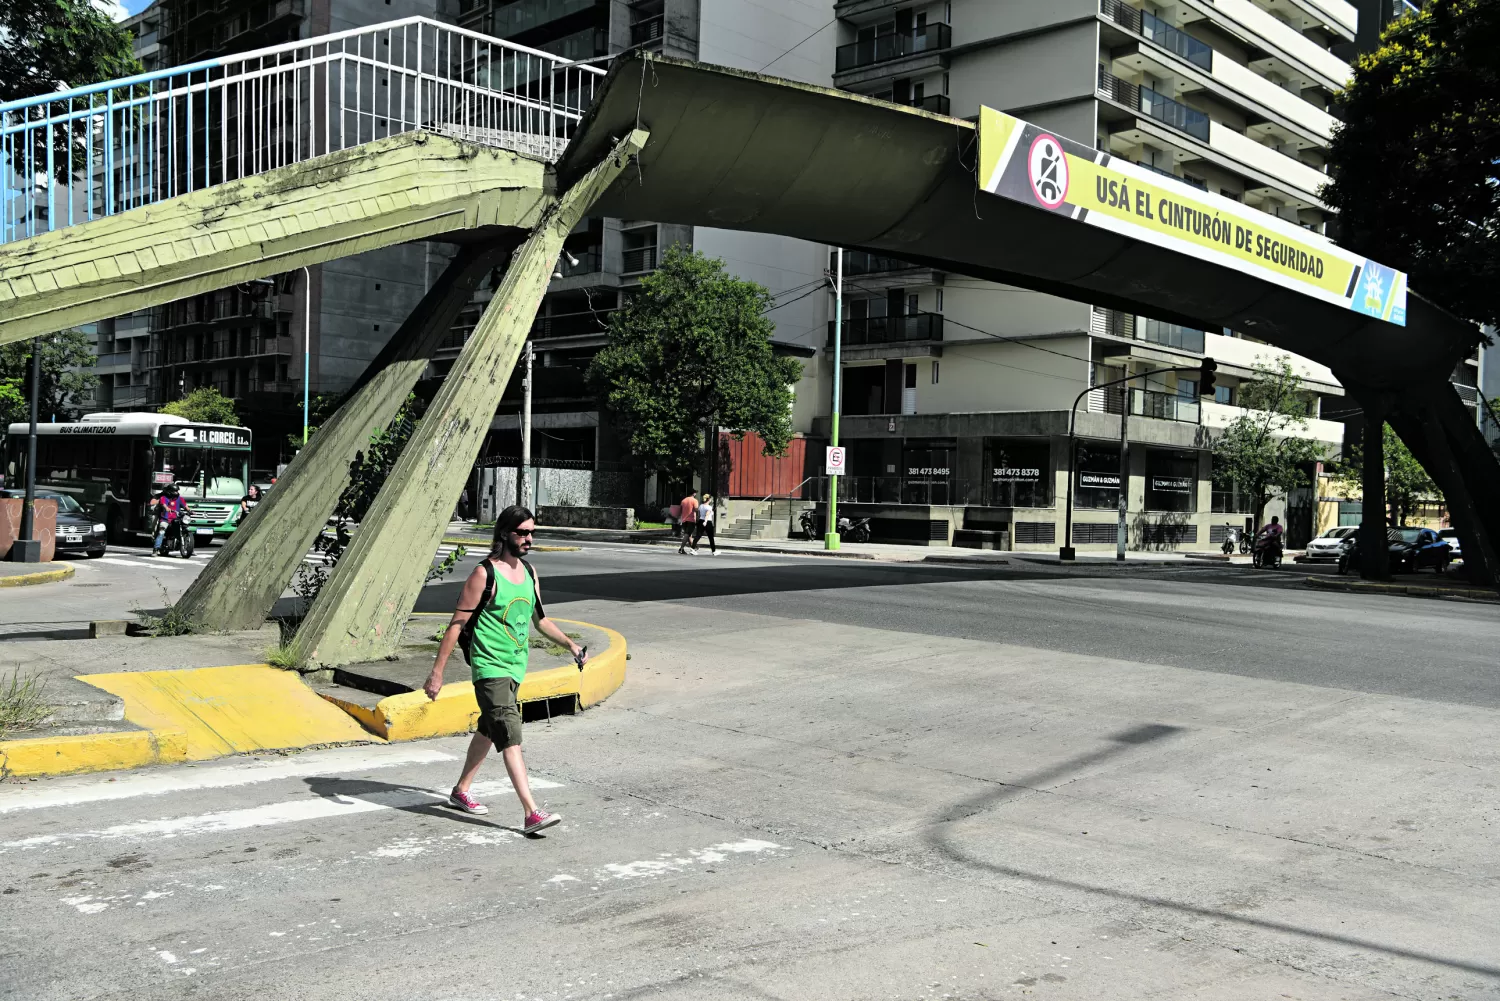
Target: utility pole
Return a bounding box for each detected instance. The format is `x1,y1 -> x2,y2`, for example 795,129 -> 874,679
826,248 -> 843,551
10,342 -> 42,562
301,265 -> 311,445
519,339 -> 534,508
1116,378 -> 1130,561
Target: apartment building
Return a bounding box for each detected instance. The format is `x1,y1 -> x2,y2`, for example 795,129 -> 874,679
450,0 -> 833,487
86,0 -> 459,471
810,0 -> 1358,550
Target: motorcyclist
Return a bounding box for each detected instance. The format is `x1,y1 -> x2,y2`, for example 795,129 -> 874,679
1254,515 -> 1284,564
152,483 -> 193,555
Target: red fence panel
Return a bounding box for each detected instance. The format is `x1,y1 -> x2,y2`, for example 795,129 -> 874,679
722,432 -> 806,498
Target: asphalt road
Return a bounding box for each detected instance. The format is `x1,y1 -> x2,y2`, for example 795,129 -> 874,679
3,539 -> 1497,1000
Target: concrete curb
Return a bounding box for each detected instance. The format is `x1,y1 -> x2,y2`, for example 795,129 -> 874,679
316,618 -> 627,741
0,562 -> 76,587
1305,575 -> 1500,602
636,538 -> 1008,564
0,728 -> 187,779
440,536 -> 580,552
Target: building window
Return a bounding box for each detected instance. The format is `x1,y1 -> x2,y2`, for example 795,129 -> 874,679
1210,458 -> 1255,513
1075,441 -> 1122,510
1338,501 -> 1363,526
1214,385 -> 1233,405
1146,449 -> 1197,512
986,438 -> 1052,508
931,360 -> 940,384
935,289 -> 944,312
902,439 -> 955,505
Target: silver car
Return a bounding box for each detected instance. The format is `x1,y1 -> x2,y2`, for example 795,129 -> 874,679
1437,528 -> 1463,561
1304,525 -> 1358,562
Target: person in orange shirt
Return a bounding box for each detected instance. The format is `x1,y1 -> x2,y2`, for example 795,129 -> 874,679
677,490 -> 699,555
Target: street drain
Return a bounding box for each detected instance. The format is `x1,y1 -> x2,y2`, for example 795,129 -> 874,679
521,695 -> 578,722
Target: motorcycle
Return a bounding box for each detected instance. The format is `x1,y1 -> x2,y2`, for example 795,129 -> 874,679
1251,536 -> 1282,569
799,508 -> 818,541
837,515 -> 872,544
1221,527 -> 1242,555
152,513 -> 195,558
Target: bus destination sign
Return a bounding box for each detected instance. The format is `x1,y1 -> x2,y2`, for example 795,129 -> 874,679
155,425 -> 252,448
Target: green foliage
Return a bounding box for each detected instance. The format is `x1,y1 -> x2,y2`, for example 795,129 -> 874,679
0,0 -> 142,184
588,248 -> 804,481
335,394 -> 424,524
1332,423 -> 1442,527
1211,358 -> 1324,527
0,668 -> 53,739
1324,0 -> 1500,326
161,387 -> 240,426
131,584 -> 199,637
0,329 -> 98,424
264,642 -> 300,670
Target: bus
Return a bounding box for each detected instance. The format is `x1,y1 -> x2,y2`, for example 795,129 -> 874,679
3,412 -> 253,544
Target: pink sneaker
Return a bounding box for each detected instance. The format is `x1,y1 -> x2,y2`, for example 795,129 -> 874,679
523,809 -> 561,834
448,788 -> 488,815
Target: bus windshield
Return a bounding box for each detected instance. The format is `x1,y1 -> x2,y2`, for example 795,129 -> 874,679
156,447 -> 248,500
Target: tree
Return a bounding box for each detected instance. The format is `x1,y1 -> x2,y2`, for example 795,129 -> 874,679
1333,423 -> 1443,527
1323,0 -> 1500,328
0,329 -> 98,425
587,248 -> 804,482
1211,358 -> 1325,529
0,0 -> 141,183
162,387 -> 239,426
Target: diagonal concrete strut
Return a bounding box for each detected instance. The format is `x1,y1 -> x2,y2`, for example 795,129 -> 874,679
293,130 -> 649,668
173,244 -> 513,633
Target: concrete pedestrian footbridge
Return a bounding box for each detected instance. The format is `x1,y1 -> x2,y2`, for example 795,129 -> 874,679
2,17 -> 1493,663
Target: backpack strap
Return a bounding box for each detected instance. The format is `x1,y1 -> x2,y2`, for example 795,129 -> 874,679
520,558 -> 545,620
459,560 -> 497,616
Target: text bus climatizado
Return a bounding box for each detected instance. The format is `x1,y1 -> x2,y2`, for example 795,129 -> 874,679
2,412 -> 253,544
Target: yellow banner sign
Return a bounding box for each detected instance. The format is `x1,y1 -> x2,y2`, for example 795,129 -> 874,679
978,107 -> 1406,325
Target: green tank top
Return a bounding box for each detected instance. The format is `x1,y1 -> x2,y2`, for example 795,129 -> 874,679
469,562 -> 534,683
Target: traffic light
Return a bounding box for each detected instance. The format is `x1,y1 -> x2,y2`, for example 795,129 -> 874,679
1199,357 -> 1218,397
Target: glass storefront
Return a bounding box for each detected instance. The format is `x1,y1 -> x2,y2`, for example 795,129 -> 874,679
1146,449 -> 1197,512
985,438 -> 1051,508
902,439 -> 955,505
1075,441 -> 1121,510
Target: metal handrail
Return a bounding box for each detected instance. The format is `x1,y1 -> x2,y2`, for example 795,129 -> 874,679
1,16 -> 605,245
745,476 -> 814,538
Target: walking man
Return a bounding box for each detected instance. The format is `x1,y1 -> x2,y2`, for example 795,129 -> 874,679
677,489 -> 699,555
424,505 -> 587,834
693,492 -> 717,555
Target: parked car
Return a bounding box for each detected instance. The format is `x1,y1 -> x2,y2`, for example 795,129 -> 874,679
1337,527 -> 1452,575
1,488 -> 106,558
1437,528 -> 1463,562
1301,525 -> 1358,563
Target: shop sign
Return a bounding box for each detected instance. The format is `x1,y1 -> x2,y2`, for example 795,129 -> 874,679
155,424 -> 252,448
992,466 -> 1041,482
1151,476 -> 1193,494
1079,471 -> 1121,489
908,466 -> 951,477
977,107 -> 1408,325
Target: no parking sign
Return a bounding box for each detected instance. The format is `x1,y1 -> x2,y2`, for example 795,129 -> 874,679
826,446 -> 845,476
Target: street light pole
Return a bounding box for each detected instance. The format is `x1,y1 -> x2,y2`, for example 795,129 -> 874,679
520,339 -> 533,508
301,265 -> 311,445
826,248 -> 843,551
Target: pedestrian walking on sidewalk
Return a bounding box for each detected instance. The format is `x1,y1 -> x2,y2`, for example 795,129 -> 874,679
693,492 -> 717,554
424,505 -> 587,835
677,490 -> 699,555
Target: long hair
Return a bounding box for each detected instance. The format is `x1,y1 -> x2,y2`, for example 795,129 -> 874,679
490,504 -> 535,557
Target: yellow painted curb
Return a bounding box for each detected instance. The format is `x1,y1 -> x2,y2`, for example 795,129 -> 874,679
80,664 -> 376,761
0,727 -> 187,778
0,562 -> 75,587
322,618 -> 627,741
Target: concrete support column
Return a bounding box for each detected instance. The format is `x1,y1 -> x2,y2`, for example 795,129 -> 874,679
293,131 -> 648,668
173,244 -> 510,632
1358,395 -> 1391,581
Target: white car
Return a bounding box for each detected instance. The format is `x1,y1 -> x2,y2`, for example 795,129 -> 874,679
1437,528 -> 1463,561
1303,525 -> 1358,562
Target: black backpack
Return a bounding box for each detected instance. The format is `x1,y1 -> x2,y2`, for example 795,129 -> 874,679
456,558 -> 543,665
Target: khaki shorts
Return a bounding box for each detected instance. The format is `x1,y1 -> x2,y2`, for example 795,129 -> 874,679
474,676 -> 522,749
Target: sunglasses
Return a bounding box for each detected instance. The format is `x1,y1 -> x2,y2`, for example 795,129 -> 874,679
511,529 -> 535,538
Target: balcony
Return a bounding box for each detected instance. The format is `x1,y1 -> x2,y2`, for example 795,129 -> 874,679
1133,159 -> 1207,190
95,351 -> 133,371
1101,0 -> 1213,70
828,312 -> 943,348
1132,387 -> 1200,423
531,310 -> 616,339
1092,308 -> 1206,355
1097,68 -> 1210,142
621,246 -> 657,275
836,23 -> 951,73
557,248 -> 602,278
630,14 -> 664,46
903,93 -> 951,115
840,250 -> 927,276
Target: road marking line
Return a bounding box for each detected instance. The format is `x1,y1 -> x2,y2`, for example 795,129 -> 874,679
93,556 -> 191,570
0,746 -> 455,814
1,777 -> 563,848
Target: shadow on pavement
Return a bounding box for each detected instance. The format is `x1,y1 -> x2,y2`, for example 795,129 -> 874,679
302,776 -> 525,835
922,722 -> 1500,979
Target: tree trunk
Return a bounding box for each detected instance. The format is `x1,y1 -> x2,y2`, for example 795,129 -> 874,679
1389,398 -> 1499,586
1359,398 -> 1391,580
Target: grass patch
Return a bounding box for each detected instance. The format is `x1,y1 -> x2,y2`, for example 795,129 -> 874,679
634,520 -> 670,530
0,669 -> 53,739
530,631 -> 582,657
265,641 -> 300,670
129,583 -> 198,637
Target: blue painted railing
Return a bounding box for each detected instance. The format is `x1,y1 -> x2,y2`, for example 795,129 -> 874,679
0,17 -> 604,245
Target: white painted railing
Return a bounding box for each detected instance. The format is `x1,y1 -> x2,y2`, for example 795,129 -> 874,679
0,17 -> 605,245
